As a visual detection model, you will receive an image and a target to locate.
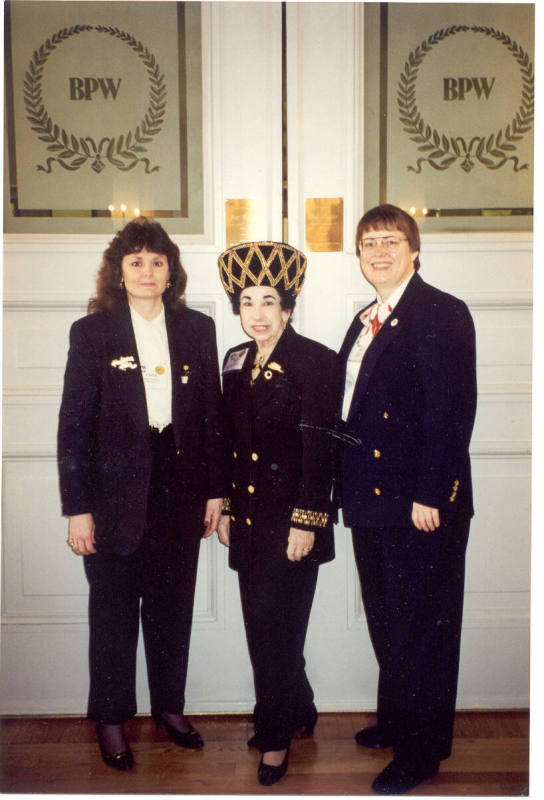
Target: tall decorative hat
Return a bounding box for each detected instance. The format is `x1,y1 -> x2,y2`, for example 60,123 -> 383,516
218,241 -> 307,301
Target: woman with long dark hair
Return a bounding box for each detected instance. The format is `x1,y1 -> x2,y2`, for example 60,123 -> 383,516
58,217 -> 226,770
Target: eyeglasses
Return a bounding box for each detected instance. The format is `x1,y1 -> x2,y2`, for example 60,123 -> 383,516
360,236 -> 409,253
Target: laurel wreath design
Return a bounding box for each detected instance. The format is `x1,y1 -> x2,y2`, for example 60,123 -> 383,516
397,25 -> 534,173
24,25 -> 167,173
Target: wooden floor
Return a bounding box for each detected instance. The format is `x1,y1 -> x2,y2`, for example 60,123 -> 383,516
0,711 -> 528,795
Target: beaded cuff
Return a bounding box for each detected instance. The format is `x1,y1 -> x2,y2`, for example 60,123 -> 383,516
222,498 -> 231,513
291,507 -> 329,528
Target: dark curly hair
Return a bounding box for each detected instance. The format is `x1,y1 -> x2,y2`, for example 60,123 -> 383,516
355,204 -> 421,271
88,217 -> 187,314
230,285 -> 297,316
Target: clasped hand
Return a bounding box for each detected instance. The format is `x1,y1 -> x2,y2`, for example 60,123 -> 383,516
217,518 -> 315,562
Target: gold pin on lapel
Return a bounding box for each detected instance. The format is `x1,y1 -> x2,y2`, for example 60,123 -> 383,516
268,361 -> 284,373
264,370 -> 273,380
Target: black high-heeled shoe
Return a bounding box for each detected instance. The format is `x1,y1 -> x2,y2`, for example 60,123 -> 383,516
257,750 -> 289,786
248,705 -> 318,748
292,705 -> 318,738
97,724 -> 134,771
153,713 -> 204,749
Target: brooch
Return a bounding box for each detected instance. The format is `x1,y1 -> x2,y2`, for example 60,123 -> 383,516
111,356 -> 137,371
268,361 -> 284,373
264,370 -> 273,380
181,364 -> 190,384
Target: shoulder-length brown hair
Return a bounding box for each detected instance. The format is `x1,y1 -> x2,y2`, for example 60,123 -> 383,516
88,217 -> 187,314
355,204 -> 421,270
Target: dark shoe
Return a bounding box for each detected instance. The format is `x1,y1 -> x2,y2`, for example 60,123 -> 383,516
257,750 -> 289,786
371,758 -> 439,795
97,724 -> 134,771
153,713 -> 204,750
292,704 -> 318,738
355,724 -> 393,749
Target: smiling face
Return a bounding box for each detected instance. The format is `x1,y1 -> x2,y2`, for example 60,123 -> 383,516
238,285 -> 291,352
359,228 -> 419,301
121,249 -> 170,306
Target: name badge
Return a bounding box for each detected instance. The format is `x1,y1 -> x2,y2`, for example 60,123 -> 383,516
141,364 -> 167,387
223,348 -> 249,373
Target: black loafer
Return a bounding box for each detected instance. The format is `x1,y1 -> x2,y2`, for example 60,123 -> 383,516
257,751 -> 289,786
355,724 -> 393,749
97,724 -> 134,771
371,758 -> 439,794
154,714 -> 204,750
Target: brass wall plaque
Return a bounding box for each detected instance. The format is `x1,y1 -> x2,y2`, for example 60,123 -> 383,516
305,198 -> 343,252
225,199 -> 265,248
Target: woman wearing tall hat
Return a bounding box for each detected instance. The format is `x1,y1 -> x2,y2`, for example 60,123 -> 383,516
217,242 -> 339,786
58,217 -> 226,770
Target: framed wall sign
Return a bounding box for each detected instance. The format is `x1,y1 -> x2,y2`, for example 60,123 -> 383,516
363,3 -> 534,231
4,1 -> 204,234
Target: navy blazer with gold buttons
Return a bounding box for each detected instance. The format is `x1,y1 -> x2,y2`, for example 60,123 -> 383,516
338,272 -> 477,528
57,302 -> 227,555
221,324 -> 340,571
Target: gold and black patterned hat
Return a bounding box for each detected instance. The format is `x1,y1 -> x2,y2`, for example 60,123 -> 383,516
218,241 -> 307,300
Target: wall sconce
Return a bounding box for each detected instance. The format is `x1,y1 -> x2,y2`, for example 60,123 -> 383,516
107,204 -> 141,219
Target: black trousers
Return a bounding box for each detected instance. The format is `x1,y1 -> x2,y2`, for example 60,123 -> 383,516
83,426 -> 201,725
352,513 -> 471,767
238,554 -> 319,752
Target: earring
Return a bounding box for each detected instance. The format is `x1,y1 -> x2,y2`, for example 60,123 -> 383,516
166,280 -> 172,289
119,278 -> 124,289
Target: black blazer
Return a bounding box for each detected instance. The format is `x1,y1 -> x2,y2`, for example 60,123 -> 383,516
338,272 -> 477,528
57,303 -> 227,555
222,324 -> 340,571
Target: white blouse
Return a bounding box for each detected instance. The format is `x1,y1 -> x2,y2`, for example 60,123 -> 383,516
342,274 -> 413,421
130,305 -> 172,430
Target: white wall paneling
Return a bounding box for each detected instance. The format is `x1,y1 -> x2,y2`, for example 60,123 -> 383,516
1,2 -> 531,716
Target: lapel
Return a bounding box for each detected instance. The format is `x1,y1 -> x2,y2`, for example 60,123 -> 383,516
225,340 -> 255,447
249,324 -> 296,412
107,304 -> 148,437
346,273 -> 423,424
165,305 -> 198,448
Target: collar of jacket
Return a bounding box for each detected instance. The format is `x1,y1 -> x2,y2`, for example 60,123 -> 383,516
344,272 -> 423,425
108,302 -> 198,446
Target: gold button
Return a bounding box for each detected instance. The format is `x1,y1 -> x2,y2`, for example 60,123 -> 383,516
248,485 -> 255,494
373,449 -> 381,458
231,482 -> 236,489
246,518 -> 252,526
383,412 -> 389,419
450,496 -> 455,503
454,480 -> 460,487
231,515 -> 236,521
233,451 -> 238,458
251,452 -> 259,461
176,449 -> 181,455
374,487 -> 381,496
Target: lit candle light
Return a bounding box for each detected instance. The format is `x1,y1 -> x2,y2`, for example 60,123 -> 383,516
107,204 -> 115,213
409,207 -> 416,216
422,207 -> 428,216
134,208 -> 140,217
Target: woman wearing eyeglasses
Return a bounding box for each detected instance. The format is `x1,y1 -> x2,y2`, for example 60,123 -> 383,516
337,204 -> 477,795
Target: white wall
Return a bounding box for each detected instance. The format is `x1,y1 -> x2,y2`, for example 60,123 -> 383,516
1,2 -> 531,715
